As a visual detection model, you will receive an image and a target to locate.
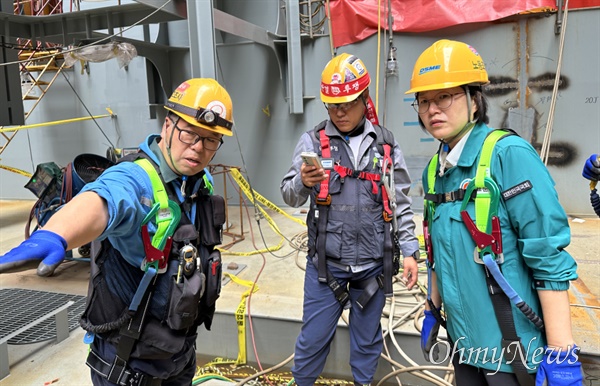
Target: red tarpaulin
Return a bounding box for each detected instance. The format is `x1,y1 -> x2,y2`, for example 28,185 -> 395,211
328,0 -> 600,48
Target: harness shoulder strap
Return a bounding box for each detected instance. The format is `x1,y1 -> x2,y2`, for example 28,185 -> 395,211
472,130 -> 534,386
473,130 -> 513,232
310,120 -> 327,153
119,153 -> 180,251
475,129 -> 512,186
371,124 -> 394,154
425,154 -> 439,198
372,125 -> 397,295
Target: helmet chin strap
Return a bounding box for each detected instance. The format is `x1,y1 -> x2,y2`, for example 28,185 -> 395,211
166,116 -> 201,198
166,116 -> 187,177
440,87 -> 476,147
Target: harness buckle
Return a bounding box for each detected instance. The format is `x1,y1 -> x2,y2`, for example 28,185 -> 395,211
473,248 -> 504,265
315,194 -> 331,205
444,191 -> 455,202
328,277 -> 349,305
383,210 -> 393,222
336,291 -> 350,306
375,274 -> 384,289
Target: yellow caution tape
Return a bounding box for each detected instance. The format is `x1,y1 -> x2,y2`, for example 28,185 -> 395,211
224,272 -> 259,365
0,164 -> 32,177
216,168 -> 306,256
203,356 -> 236,367
229,168 -> 305,226
417,234 -> 425,248
0,109 -> 114,133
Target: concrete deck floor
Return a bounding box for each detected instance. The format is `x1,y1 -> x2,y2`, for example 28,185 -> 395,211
0,199 -> 599,385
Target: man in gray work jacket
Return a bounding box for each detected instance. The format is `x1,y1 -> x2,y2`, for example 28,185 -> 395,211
280,53 -> 420,386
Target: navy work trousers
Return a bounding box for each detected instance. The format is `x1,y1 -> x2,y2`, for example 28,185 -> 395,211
292,259 -> 385,386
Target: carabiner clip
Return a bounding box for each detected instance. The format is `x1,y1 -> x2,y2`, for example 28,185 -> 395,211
141,199 -> 181,251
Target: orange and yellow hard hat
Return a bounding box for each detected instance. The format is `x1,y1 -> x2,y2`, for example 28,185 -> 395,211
320,53 -> 371,104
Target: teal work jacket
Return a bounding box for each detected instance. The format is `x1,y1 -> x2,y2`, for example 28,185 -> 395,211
422,123 -> 578,373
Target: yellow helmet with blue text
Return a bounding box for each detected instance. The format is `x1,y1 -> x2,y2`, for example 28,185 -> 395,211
405,39 -> 489,94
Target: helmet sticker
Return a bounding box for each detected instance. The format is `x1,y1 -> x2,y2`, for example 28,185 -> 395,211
330,73 -> 342,84
344,68 -> 356,81
344,68 -> 356,82
175,82 -> 191,92
467,45 -> 480,56
352,60 -> 366,76
206,101 -> 227,117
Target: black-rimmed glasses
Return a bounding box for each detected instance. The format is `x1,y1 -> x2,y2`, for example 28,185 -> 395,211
411,92 -> 466,114
171,119 -> 223,151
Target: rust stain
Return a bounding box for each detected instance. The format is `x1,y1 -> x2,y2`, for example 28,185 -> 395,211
570,277 -> 600,307
569,278 -> 600,352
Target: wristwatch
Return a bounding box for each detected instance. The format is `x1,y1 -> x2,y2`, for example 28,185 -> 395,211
405,250 -> 420,260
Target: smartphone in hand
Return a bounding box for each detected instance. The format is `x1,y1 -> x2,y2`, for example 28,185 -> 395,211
300,152 -> 322,168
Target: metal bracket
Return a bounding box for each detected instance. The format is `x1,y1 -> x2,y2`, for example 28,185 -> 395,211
555,0 -> 563,35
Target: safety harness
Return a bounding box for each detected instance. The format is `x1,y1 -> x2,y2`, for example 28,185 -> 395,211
84,156 -> 181,386
83,152 -> 225,386
312,122 -> 400,309
424,129 -> 542,386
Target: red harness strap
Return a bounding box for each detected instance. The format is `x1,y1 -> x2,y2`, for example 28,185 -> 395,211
317,128 -> 394,219
334,165 -> 380,194
317,130 -> 332,204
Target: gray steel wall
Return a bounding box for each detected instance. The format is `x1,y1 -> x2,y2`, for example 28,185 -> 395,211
1,3 -> 598,217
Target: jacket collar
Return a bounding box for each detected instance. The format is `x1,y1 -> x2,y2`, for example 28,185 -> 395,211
454,122 -> 492,169
324,118 -> 376,141
141,134 -> 180,184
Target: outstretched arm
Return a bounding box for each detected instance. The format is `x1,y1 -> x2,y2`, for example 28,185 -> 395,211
0,191 -> 109,276
42,191 -> 109,250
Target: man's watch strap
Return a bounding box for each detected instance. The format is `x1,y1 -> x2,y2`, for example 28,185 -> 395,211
405,250 -> 420,260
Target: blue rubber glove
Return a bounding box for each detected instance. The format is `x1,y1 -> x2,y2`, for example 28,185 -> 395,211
535,345 -> 583,386
0,230 -> 67,277
582,153 -> 600,181
421,309 -> 441,362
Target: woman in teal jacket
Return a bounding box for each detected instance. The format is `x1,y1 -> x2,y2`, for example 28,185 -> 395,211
405,39 -> 582,386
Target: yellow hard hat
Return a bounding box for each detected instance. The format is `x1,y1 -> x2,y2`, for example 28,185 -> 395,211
320,53 -> 371,104
164,78 -> 233,136
405,39 -> 489,94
